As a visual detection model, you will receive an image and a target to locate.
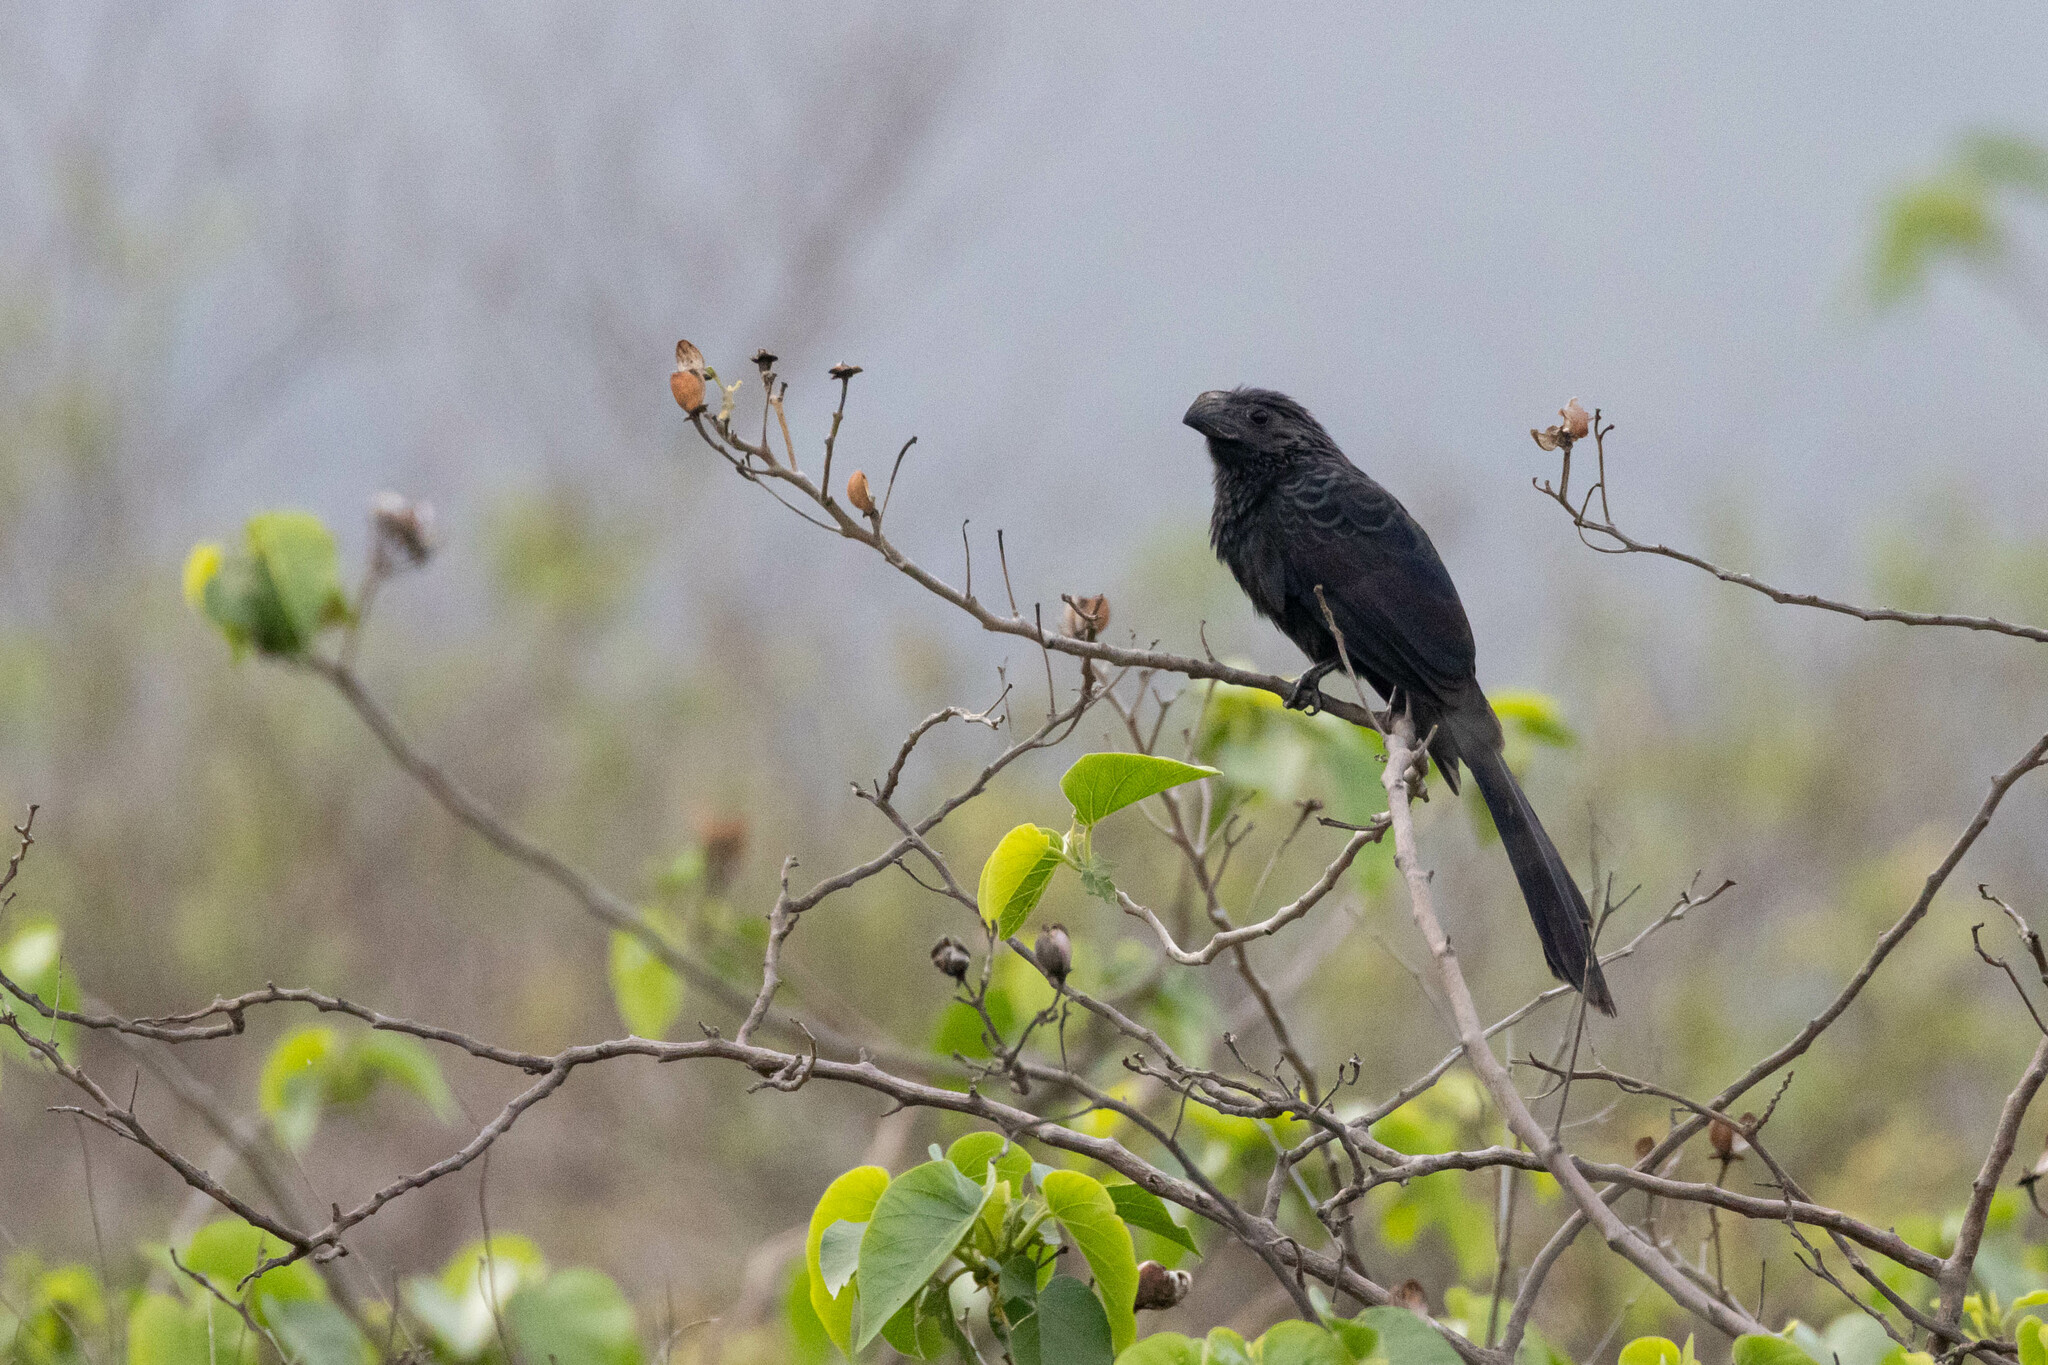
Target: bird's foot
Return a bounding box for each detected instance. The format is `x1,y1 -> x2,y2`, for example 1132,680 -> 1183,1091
1283,675 -> 1326,714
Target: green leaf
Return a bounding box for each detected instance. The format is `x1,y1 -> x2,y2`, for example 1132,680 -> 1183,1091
503,1268 -> 641,1365
181,1218 -> 326,1316
1040,1170 -> 1139,1352
1619,1340 -> 1684,1365
1355,1308 -> 1460,1365
805,1166 -> 889,1355
1871,180 -> 1997,305
1112,1334 -> 1202,1365
2019,1320 -> 2046,1365
783,1262 -> 835,1365
1733,1336 -> 1821,1365
854,1160 -> 993,1351
1027,1276 -> 1114,1365
340,1033 -> 456,1120
128,1293 -> 232,1365
1490,689 -> 1576,747
817,1221 -> 864,1298
407,1236 -> 548,1361
1256,1320 -> 1347,1365
879,1295 -> 924,1358
608,929 -> 684,1039
1104,1184 -> 1199,1256
267,1298 -> 372,1365
977,825 -> 1065,938
1323,1315 -> 1379,1363
258,1025 -> 337,1152
1201,1327 -> 1255,1365
1060,753 -> 1218,827
246,512 -> 349,646
199,549 -> 298,655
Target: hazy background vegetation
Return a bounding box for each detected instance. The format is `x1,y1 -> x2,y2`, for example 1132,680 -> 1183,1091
5,3 -> 2048,1356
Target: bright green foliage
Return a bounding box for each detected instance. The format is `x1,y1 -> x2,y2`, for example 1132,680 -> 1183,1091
2,1254 -> 108,1365
854,1160 -> 993,1351
1116,1313 -> 1382,1365
1060,753 -> 1218,827
403,1235 -> 639,1365
608,924 -> 685,1038
977,824 -> 1065,937
1618,1336 -> 1694,1365
0,919 -> 79,1078
1490,689 -> 1577,749
1354,1307 -> 1460,1365
1040,1170 -> 1140,1352
184,511 -> 350,657
805,1165 -> 890,1354
171,1218 -> 370,1365
1870,133 -> 2048,305
1732,1335 -> 1821,1365
257,1023 -> 455,1152
1104,1181 -> 1200,1256
126,1290 -> 252,1365
1368,1078 -> 1496,1278
2020,1317 -> 2047,1365
1012,1275 -> 1115,1365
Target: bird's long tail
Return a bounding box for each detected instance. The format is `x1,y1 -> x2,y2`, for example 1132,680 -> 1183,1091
1458,735 -> 1616,1016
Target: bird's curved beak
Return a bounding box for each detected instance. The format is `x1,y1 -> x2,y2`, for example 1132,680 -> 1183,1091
1183,390 -> 1232,439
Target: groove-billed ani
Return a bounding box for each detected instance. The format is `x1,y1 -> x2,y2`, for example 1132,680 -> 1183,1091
1185,387 -> 1615,1015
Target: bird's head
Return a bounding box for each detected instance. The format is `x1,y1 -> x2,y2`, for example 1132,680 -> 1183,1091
1183,388 -> 1332,469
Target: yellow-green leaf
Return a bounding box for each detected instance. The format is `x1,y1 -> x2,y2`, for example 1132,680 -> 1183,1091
1060,753 -> 1218,827
1040,1170 -> 1138,1352
977,825 -> 1064,938
805,1166 -> 890,1354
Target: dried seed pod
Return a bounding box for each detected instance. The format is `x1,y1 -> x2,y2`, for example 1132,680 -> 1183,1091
1560,397 -> 1592,440
699,815 -> 748,893
671,339 -> 709,415
1033,923 -> 1072,987
930,936 -> 972,983
1392,1279 -> 1429,1314
1530,424 -> 1566,452
1634,1135 -> 1656,1162
371,492 -> 436,569
751,348 -> 779,370
1061,594 -> 1110,642
1133,1261 -> 1192,1311
847,469 -> 876,515
1709,1116 -> 1737,1159
828,363 -> 863,380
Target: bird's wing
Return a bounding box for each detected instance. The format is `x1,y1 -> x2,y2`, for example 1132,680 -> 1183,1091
1272,461 -> 1477,699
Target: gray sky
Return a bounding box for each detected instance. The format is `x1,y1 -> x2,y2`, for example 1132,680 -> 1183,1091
8,1 -> 2047,694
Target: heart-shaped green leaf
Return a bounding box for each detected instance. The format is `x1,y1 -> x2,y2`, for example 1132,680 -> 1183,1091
854,1160 -> 992,1351
1039,1170 -> 1138,1352
977,824 -> 1065,937
1060,753 -> 1218,827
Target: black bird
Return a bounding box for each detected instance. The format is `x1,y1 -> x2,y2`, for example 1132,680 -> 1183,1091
1185,387 -> 1615,1015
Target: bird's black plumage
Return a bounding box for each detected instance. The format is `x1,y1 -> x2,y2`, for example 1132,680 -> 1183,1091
1186,387 -> 1615,1015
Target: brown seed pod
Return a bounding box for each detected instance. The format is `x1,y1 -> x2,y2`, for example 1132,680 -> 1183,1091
847,469 -> 876,515
698,814 -> 748,893
1709,1116 -> 1737,1159
1634,1135 -> 1656,1162
671,340 -> 708,414
371,491 -> 436,569
1033,923 -> 1072,987
930,936 -> 971,983
1133,1261 -> 1192,1311
1061,594 -> 1110,642
828,363 -> 863,381
751,348 -> 779,370
1392,1279 -> 1429,1314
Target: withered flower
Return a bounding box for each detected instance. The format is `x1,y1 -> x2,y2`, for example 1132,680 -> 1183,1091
1560,397 -> 1592,440
751,349 -> 779,370
829,363 -> 863,381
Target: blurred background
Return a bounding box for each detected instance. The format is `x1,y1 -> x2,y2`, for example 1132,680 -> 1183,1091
5,2 -> 2048,1359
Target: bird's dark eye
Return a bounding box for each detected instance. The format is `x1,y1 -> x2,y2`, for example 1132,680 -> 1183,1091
1250,409 -> 1270,426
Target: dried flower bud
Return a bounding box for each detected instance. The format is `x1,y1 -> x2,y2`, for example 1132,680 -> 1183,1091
751,348 -> 779,370
1530,424 -> 1566,452
1392,1279 -> 1429,1315
828,363 -> 863,381
847,469 -> 876,515
2022,1145 -> 2048,1188
1061,594 -> 1110,642
1033,923 -> 1072,987
698,814 -> 748,893
1634,1135 -> 1656,1162
1709,1116 -> 1740,1160
672,339 -> 708,415
1133,1261 -> 1191,1312
930,936 -> 972,983
1560,397 -> 1591,440
371,492 -> 436,569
